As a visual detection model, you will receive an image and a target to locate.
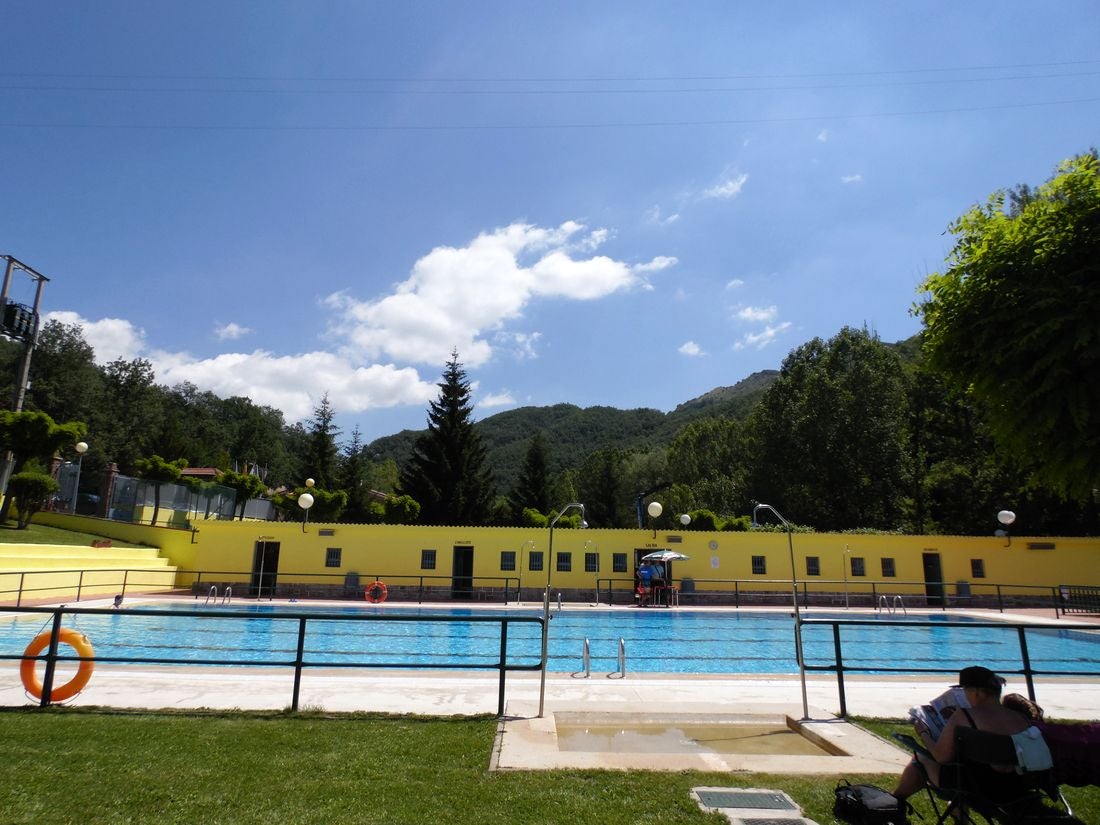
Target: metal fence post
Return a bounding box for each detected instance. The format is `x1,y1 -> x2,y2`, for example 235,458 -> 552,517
833,623 -> 848,717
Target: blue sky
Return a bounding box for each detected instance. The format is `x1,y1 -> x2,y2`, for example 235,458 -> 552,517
2,3 -> 1098,442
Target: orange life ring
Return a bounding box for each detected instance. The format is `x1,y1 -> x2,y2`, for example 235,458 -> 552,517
20,627 -> 95,702
365,580 -> 388,603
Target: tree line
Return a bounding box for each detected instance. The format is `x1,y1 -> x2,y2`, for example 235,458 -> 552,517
1,150 -> 1095,535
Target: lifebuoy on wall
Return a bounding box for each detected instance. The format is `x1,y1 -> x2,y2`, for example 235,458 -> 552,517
20,627 -> 95,702
365,580 -> 388,603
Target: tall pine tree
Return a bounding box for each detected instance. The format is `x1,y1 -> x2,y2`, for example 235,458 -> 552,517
399,351 -> 495,525
303,393 -> 341,489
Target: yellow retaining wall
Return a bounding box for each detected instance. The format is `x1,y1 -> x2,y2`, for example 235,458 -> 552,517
22,512 -> 1100,602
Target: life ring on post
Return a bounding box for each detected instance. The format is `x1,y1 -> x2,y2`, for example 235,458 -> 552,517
365,580 -> 388,604
20,628 -> 95,701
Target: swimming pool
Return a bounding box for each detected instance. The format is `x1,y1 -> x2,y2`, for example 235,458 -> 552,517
2,604 -> 1098,677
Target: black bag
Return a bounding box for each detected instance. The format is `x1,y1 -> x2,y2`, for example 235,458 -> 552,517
833,780 -> 910,825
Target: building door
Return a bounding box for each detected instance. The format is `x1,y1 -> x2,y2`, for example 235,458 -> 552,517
452,546 -> 474,600
250,540 -> 280,598
922,552 -> 944,606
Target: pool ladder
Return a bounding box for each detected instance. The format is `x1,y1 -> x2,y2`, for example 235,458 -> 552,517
203,586 -> 233,606
577,637 -> 627,679
877,594 -> 907,615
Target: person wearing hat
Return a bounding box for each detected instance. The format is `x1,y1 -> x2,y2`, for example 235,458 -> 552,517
892,665 -> 1053,803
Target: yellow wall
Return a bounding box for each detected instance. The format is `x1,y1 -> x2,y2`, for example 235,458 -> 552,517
28,514 -> 1096,598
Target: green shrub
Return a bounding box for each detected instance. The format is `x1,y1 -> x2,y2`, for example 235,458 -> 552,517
8,471 -> 60,529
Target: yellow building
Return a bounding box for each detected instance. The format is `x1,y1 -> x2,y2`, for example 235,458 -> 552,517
20,511 -> 1100,611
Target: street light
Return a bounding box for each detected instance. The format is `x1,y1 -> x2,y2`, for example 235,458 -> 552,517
69,441 -> 88,515
298,482 -> 315,533
539,501 -> 585,718
996,509 -> 1016,547
647,500 -> 662,537
752,502 -> 810,720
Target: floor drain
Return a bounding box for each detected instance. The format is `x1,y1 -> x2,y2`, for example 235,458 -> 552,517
696,789 -> 797,810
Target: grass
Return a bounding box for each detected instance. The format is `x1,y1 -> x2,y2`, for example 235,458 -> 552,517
1,710 -> 1097,823
0,708 -> 886,824
0,520 -> 142,548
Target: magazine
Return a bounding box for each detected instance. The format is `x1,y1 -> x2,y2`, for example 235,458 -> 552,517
907,686 -> 970,741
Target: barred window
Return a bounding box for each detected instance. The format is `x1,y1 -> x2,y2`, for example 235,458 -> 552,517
585,552 -> 599,573
751,555 -> 766,575
500,551 -> 516,571
851,557 -> 866,577
805,556 -> 820,576
556,552 -> 572,572
325,548 -> 342,568
420,549 -> 436,570
529,551 -> 544,572
971,559 -> 986,578
881,558 -> 896,578
612,553 -> 628,573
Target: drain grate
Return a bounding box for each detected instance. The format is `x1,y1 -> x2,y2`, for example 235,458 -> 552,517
696,790 -> 797,810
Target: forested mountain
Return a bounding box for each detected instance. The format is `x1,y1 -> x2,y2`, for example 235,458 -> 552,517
365,370 -> 779,493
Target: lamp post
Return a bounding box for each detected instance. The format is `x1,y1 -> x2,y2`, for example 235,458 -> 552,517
69,441 -> 88,514
647,500 -> 662,537
752,502 -> 810,720
996,509 -> 1016,547
539,501 -> 585,718
298,478 -> 315,533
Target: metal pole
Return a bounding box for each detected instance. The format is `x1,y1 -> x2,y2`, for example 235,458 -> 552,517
538,502 -> 584,718
753,503 -> 810,720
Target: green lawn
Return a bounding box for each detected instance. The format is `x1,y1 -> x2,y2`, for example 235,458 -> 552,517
6,710 -> 1094,825
0,520 -> 142,548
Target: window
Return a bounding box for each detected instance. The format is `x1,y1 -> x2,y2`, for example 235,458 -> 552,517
881,558 -> 896,578
529,551 -> 544,572
971,559 -> 986,578
500,551 -> 516,571
585,552 -> 599,573
751,555 -> 766,575
805,556 -> 820,576
850,557 -> 866,577
612,553 -> 628,573
324,547 -> 341,568
420,549 -> 436,570
556,552 -> 572,572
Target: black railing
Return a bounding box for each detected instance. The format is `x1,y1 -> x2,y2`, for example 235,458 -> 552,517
595,576 -> 1065,615
0,568 -> 524,607
2,605 -> 544,715
799,616 -> 1100,717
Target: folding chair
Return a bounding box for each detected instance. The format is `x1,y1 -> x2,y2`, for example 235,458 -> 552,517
920,726 -> 1079,824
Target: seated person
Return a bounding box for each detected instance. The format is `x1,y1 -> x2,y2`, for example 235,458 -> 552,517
637,562 -> 653,606
893,666 -> 1053,804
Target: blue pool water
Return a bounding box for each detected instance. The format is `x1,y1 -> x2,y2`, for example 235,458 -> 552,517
2,604 -> 1098,677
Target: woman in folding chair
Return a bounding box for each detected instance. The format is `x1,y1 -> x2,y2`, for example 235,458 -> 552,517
893,666 -> 1064,823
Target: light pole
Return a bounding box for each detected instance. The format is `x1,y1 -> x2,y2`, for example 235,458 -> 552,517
996,509 -> 1016,547
752,502 -> 810,720
539,501 -> 585,718
298,478 -> 315,533
647,500 -> 662,537
69,441 -> 88,514
842,543 -> 851,609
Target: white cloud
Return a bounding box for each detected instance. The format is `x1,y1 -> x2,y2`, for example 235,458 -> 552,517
725,278 -> 745,290
841,174 -> 863,184
45,219 -> 673,425
702,172 -> 749,200
817,129 -> 831,142
733,322 -> 792,351
215,322 -> 252,341
45,311 -> 146,363
480,390 -> 515,408
327,221 -> 669,368
735,305 -> 778,323
644,205 -> 681,226
678,341 -> 705,357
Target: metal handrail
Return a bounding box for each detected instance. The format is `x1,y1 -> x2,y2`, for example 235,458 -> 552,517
798,616 -> 1100,717
580,638 -> 590,678
2,605 -> 545,716
616,637 -> 626,678
203,586 -> 217,606
221,586 -> 232,605
877,594 -> 889,613
893,595 -> 906,615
